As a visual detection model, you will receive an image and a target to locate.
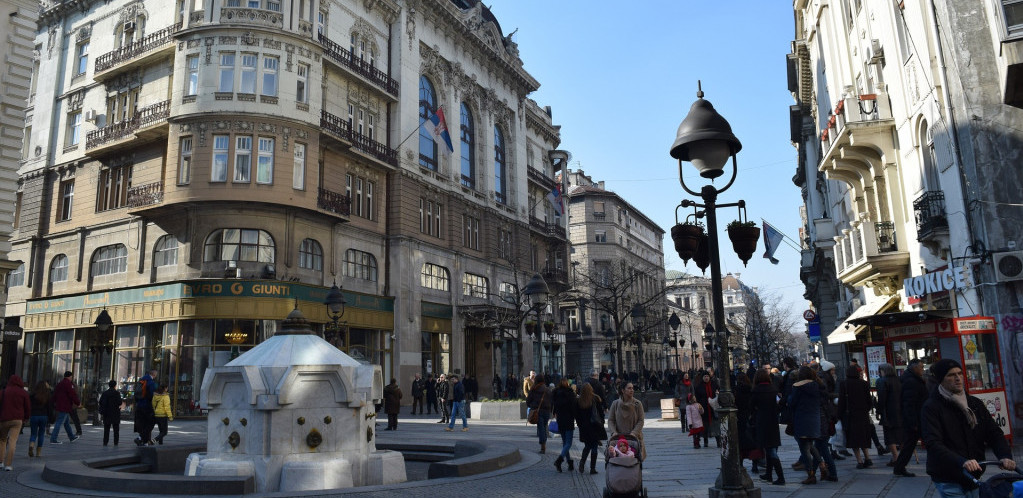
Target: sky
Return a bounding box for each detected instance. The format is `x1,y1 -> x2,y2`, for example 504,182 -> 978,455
488,2 -> 810,323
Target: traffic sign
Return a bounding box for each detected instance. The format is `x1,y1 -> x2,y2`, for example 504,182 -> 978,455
802,309 -> 818,322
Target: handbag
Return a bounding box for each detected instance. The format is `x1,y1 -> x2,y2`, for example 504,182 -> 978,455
548,419 -> 559,433
528,389 -> 545,425
673,397 -> 681,407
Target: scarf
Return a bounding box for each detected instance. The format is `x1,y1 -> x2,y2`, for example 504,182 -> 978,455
938,384 -> 977,429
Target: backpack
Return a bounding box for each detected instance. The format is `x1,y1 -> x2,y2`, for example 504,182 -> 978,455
135,378 -> 149,402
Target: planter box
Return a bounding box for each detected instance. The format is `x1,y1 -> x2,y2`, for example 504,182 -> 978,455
469,401 -> 526,421
659,398 -> 679,420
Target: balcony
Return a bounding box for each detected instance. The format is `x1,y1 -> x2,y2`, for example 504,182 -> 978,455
317,187 -> 351,218
127,182 -> 163,209
914,191 -> 949,239
85,100 -> 170,156
319,110 -> 397,167
94,23 -> 181,81
318,33 -> 399,99
832,220 -> 909,290
542,266 -> 569,291
527,166 -> 556,190
219,7 -> 283,29
529,216 -> 567,240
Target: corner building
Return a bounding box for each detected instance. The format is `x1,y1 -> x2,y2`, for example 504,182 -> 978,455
8,0 -> 566,415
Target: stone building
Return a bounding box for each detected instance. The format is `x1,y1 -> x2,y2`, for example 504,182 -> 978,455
6,0 -> 566,413
790,0 -> 1023,436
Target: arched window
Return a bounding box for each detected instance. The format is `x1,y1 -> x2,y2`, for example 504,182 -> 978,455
154,235 -> 179,267
343,249 -> 377,281
460,102 -> 475,188
494,125 -> 506,204
50,254 -> 69,282
92,244 -> 128,276
299,238 -> 323,270
8,263 -> 25,288
420,263 -> 449,291
419,76 -> 438,170
203,229 -> 275,262
920,120 -> 940,191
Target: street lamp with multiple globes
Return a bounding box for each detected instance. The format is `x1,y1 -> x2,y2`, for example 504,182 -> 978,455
667,312 -> 682,371
669,82 -> 760,497
523,273 -> 560,376
323,281 -> 348,348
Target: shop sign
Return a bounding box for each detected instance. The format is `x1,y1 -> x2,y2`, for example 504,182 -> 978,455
954,317 -> 996,334
2,329 -> 22,341
973,390 -> 1012,437
885,322 -> 937,338
903,265 -> 972,298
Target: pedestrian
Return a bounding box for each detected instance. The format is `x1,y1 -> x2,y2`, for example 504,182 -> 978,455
152,385 -> 172,444
444,374 -> 467,431
694,372 -> 719,448
410,374 -> 425,415
734,372 -> 761,474
27,381 -> 53,458
575,382 -> 606,474
838,364 -> 873,469
684,393 -> 705,449
526,376 -> 551,453
522,370 -> 536,399
789,366 -> 823,484
425,373 -> 437,415
922,359 -> 1017,497
891,359 -> 926,477
51,371 -> 81,444
436,374 -> 450,424
607,382 -> 646,460
98,380 -> 123,446
0,375 -> 31,471
751,369 -> 784,485
492,374 -> 502,399
134,370 -> 158,446
875,363 -> 902,465
550,378 -> 576,472
383,378 -> 402,430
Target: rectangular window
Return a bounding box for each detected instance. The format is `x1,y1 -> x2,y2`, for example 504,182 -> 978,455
75,41 -> 89,75
57,180 -> 74,222
419,198 -> 441,237
292,143 -> 305,190
593,201 -> 605,216
13,192 -> 21,228
67,111 -> 82,146
434,202 -> 442,237
365,181 -> 374,221
186,55 -> 199,96
348,103 -> 354,128
262,56 -> 279,96
219,53 -> 235,92
247,0 -> 259,7
345,173 -> 353,200
595,231 -> 607,243
266,0 -> 281,11
22,125 -> 31,159
97,165 -> 133,211
234,136 -> 252,182
256,137 -> 274,184
462,273 -> 488,298
1007,1 -> 1023,34
357,109 -> 364,135
240,53 -> 257,93
212,134 -> 229,181
296,64 -> 308,103
354,177 -> 363,217
226,0 -> 239,6
367,114 -> 375,141
463,215 -> 479,250
178,137 -> 193,184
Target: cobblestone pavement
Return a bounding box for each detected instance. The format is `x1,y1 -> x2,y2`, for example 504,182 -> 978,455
3,407 -> 1020,497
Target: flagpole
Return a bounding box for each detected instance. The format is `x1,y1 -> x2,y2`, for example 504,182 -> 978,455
762,219 -> 803,253
396,115 -> 428,150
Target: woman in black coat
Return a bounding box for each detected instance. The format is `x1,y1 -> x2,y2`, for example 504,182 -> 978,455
734,373 -> 760,473
789,366 -> 823,484
751,369 -> 784,485
574,382 -> 607,474
693,372 -> 719,448
550,378 -> 577,472
525,378 -> 552,454
837,364 -> 873,468
875,363 -> 901,464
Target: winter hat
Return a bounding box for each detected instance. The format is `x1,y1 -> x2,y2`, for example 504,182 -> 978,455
64,371 -> 73,377
618,436 -> 628,446
930,358 -> 961,382
820,359 -> 835,372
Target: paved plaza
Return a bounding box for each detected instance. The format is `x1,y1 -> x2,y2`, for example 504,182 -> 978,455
2,407 -> 1020,497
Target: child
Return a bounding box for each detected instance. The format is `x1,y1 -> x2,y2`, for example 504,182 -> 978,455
609,436 -> 635,458
685,393 -> 705,448
152,385 -> 173,445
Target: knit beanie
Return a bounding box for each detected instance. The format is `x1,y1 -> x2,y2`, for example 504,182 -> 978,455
929,358 -> 961,382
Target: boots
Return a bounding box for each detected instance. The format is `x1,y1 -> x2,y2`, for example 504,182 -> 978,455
590,452 -> 598,474
759,459 -> 773,482
28,442 -> 35,457
554,456 -> 563,472
35,445 -> 41,457
539,443 -> 545,454
567,458 -> 574,471
771,458 -> 785,485
801,469 -> 817,485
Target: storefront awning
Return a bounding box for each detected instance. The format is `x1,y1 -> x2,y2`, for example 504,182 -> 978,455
826,296 -> 900,344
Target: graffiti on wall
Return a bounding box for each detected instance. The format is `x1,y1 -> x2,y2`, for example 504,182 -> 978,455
998,313 -> 1023,437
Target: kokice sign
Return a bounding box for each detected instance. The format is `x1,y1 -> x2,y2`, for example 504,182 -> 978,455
903,265 -> 972,298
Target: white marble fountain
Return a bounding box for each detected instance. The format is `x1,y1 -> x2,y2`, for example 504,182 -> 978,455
185,308 -> 406,492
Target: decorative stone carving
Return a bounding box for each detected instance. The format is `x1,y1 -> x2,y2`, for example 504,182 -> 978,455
120,1 -> 149,24
76,23 -> 92,41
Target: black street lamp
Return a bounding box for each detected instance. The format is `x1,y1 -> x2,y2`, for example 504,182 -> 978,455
323,280 -> 347,348
523,273 -> 559,376
668,312 -> 682,372
89,309 -> 114,425
669,83 -> 759,497
629,304 -> 648,389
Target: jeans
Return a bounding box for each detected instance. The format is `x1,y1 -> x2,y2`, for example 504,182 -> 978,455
537,411 -> 550,445
814,437 -> 837,476
51,411 -> 74,442
765,446 -> 779,459
29,415 -> 48,447
933,482 -> 980,498
448,401 -> 467,429
559,429 -> 574,459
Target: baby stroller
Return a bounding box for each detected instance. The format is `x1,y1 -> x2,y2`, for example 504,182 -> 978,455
961,460 -> 1023,498
602,434 -> 648,498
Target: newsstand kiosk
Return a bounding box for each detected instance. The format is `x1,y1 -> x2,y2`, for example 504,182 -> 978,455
865,316 -> 1011,441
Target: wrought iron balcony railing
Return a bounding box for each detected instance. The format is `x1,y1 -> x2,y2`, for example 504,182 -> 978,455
319,110 -> 397,166
317,187 -> 351,216
527,166 -> 556,190
126,181 -> 163,208
913,191 -> 948,239
529,216 -> 567,239
95,23 -> 181,74
317,33 -> 399,97
86,100 -> 170,150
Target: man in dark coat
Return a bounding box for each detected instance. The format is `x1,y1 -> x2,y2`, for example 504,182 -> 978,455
445,374 -> 467,431
425,374 -> 437,414
382,378 -> 402,430
410,374 -> 425,415
837,365 -> 873,468
51,371 -> 81,444
891,359 -> 926,476
436,374 -> 450,423
921,359 -> 1015,495
98,380 -> 123,446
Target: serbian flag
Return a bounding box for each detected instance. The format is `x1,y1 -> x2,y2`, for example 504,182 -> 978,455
762,221 -> 784,264
425,107 -> 454,153
546,184 -> 564,216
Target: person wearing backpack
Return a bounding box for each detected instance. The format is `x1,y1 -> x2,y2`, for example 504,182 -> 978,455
134,370 -> 158,445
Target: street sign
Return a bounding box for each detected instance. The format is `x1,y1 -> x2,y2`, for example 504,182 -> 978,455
802,309 -> 818,322
808,320 -> 821,342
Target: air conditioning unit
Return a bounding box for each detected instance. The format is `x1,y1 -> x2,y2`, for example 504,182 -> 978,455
84,109 -> 97,122
867,39 -> 884,64
993,251 -> 1023,282
123,21 -> 136,31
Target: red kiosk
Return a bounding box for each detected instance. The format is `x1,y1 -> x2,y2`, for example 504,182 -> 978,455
853,313 -> 1012,440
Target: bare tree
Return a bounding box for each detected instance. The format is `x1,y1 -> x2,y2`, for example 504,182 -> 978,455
742,290 -> 801,367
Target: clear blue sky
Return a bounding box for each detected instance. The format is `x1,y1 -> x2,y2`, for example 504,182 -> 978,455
489,2 -> 809,322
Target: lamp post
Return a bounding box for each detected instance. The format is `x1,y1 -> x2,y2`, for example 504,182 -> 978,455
323,281 -> 347,348
669,83 -> 759,497
629,304 -> 647,389
90,309 -> 114,426
668,312 -> 682,372
523,273 -> 553,375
